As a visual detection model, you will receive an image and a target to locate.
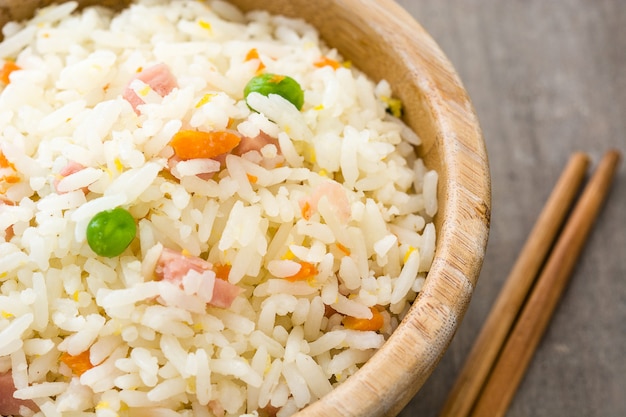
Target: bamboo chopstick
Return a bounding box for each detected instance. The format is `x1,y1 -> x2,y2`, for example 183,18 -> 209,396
438,152 -> 590,417
469,149 -> 621,417
440,149 -> 622,417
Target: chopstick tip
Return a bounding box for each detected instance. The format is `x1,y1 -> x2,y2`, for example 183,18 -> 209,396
604,148 -> 622,162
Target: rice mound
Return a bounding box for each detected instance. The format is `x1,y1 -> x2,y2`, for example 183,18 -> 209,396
0,1 -> 438,416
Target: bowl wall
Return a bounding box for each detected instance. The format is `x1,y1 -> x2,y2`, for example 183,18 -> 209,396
0,1 -> 490,416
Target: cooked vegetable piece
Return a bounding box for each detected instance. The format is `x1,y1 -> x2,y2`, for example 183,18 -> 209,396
1,150 -> 19,193
245,48 -> 265,73
86,207 -> 136,257
60,351 -> 93,376
155,248 -> 242,308
213,263 -> 232,281
122,63 -> 178,113
0,151 -> 13,169
335,242 -> 351,256
314,56 -> 341,70
300,200 -> 312,220
0,61 -> 20,85
170,130 -> 241,160
244,73 -> 304,111
342,307 -> 384,331
298,181 -> 351,223
381,95 -> 403,118
285,261 -> 318,282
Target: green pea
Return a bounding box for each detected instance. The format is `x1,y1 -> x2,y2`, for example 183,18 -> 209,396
86,207 -> 136,257
244,73 -> 304,111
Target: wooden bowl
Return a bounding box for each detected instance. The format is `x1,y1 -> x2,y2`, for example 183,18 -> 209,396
1,1 -> 490,416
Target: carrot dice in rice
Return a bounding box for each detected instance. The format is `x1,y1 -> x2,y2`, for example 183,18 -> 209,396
0,61 -> 21,85
60,350 -> 93,376
313,56 -> 341,70
342,307 -> 384,331
285,261 -> 318,283
170,130 -> 241,160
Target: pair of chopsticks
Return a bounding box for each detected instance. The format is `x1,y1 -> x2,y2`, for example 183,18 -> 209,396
439,149 -> 622,417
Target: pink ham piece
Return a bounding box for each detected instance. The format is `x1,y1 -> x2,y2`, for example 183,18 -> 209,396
208,399 -> 226,417
154,248 -> 241,309
0,372 -> 37,416
232,131 -> 280,157
122,63 -> 178,113
53,160 -> 85,194
299,181 -> 351,223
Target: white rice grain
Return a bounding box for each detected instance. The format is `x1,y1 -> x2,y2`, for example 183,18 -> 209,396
281,362 -> 310,408
22,338 -> 55,357
307,331 -> 346,357
0,25 -> 37,58
104,161 -> 163,204
283,326 -> 306,363
295,352 -> 332,399
30,273 -> 49,332
423,170 -> 439,217
419,222 -> 437,272
211,358 -> 262,387
10,349 -> 29,390
390,249 -> 420,305
267,259 -> 301,278
97,282 -> 161,311
326,348 -> 374,377
342,330 -> 385,350
249,330 -> 285,359
147,377 -> 187,402
331,294 -> 372,319
0,314 -> 33,356
338,256 -> 361,290
194,348 -> 212,406
13,382 -> 69,400
172,158 -> 220,178
57,314 -> 105,356
55,167 -> 102,193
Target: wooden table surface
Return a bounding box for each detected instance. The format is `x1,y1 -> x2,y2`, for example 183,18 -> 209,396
394,1 -> 626,416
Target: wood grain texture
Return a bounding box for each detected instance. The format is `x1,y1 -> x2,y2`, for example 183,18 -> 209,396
470,150 -> 620,417
0,1 -> 490,417
440,152 -> 590,417
395,1 -> 626,417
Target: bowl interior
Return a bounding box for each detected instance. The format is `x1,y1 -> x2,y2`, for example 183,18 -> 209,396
0,1 -> 490,416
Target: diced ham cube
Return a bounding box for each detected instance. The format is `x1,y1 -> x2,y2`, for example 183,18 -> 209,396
232,131 -> 280,157
53,161 -> 85,194
155,248 -> 241,309
209,277 -> 243,309
123,63 -> 178,113
0,372 -> 37,416
299,181 -> 351,223
155,247 -> 212,280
